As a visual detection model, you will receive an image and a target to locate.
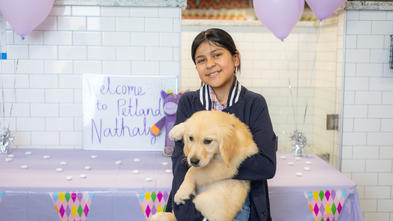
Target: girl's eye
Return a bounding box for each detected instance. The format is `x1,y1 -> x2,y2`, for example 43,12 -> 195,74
203,139 -> 212,145
213,53 -> 221,58
189,136 -> 194,141
196,58 -> 205,64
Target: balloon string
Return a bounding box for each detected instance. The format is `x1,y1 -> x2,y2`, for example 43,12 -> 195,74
300,20 -> 322,133
288,79 -> 297,131
309,22 -> 321,86
1,67 -> 5,128
8,59 -> 18,129
0,18 -> 5,129
296,30 -> 300,131
282,41 -> 297,131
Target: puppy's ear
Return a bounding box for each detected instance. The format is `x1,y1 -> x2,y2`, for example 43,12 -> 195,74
169,122 -> 186,141
219,124 -> 238,167
183,141 -> 190,157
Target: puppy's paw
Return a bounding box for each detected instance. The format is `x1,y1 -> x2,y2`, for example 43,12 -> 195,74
169,123 -> 185,141
150,212 -> 176,221
174,191 -> 192,205
174,182 -> 195,205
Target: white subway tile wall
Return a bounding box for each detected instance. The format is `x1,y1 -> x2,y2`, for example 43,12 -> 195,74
1,4 -> 392,219
343,9 -> 393,221
0,5 -> 181,149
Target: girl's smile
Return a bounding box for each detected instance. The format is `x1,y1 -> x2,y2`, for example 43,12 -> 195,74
206,71 -> 219,77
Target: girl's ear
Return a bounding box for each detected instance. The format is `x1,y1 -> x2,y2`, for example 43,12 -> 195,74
233,51 -> 240,69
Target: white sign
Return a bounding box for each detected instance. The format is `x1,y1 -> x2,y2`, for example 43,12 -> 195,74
82,74 -> 178,150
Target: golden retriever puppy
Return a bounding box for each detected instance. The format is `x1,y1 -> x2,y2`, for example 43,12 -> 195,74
151,111 -> 258,221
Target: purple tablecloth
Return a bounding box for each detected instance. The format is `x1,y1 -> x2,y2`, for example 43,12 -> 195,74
268,152 -> 363,221
0,150 -> 362,221
0,149 -> 172,221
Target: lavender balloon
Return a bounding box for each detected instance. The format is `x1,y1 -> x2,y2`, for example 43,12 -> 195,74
306,0 -> 347,21
253,0 -> 304,41
0,0 -> 54,39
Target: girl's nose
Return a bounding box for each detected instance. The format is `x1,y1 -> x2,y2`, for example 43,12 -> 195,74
206,58 -> 216,69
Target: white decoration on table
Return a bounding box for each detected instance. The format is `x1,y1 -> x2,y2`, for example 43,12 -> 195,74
287,161 -> 294,166
165,169 -> 172,173
290,130 -> 308,157
56,168 -> 63,172
90,155 -> 97,159
43,155 -> 51,159
0,128 -> 14,154
161,162 -> 168,166
295,172 -> 303,177
59,161 -> 67,166
280,155 -> 287,160
132,169 -> 139,174
80,174 -> 87,179
145,177 -> 152,182
25,151 -> 32,155
84,166 -> 91,170
5,157 -> 12,162
20,164 -> 28,169
66,176 -> 72,181
295,157 -> 301,161
133,158 -> 140,162
303,166 -> 311,171
115,160 -> 122,165
305,161 -> 312,165
8,154 -> 15,158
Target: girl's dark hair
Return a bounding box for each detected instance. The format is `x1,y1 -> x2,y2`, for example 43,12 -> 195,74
191,28 -> 240,71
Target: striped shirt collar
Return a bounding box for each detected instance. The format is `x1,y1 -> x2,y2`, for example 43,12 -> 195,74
199,79 -> 242,111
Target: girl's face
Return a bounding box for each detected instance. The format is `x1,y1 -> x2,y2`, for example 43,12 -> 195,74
194,40 -> 239,91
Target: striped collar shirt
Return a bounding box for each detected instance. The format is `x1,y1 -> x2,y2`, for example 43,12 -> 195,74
199,79 -> 242,111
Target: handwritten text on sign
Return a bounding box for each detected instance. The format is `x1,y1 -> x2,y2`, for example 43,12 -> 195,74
83,75 -> 178,150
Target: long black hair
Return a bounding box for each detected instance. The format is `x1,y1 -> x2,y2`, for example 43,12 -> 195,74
191,28 -> 241,71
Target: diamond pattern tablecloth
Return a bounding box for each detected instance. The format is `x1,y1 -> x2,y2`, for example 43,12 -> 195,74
304,189 -> 347,221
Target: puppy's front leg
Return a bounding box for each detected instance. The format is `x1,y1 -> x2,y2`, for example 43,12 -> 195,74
174,167 -> 198,205
150,212 -> 177,221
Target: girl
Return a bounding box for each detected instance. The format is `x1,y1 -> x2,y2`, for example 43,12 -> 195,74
167,28 -> 277,221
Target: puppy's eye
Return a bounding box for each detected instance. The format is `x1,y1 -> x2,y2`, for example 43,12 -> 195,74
189,136 -> 194,141
203,139 -> 212,145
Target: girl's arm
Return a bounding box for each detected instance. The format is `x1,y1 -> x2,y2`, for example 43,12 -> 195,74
233,97 -> 277,181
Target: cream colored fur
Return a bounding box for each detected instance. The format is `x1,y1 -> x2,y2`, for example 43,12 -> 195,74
151,111 -> 258,221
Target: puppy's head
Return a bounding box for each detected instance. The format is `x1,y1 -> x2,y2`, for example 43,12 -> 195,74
169,111 -> 239,168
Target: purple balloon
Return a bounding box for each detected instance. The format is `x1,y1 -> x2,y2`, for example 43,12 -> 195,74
0,0 -> 54,38
306,0 -> 347,21
253,0 -> 304,41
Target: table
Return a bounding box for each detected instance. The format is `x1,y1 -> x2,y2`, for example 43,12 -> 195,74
268,152 -> 363,221
0,149 -> 172,221
0,150 -> 362,221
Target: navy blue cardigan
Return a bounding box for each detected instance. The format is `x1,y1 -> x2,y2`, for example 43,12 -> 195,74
167,86 -> 277,221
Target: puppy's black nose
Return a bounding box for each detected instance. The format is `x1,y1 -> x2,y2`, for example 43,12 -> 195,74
190,158 -> 200,166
